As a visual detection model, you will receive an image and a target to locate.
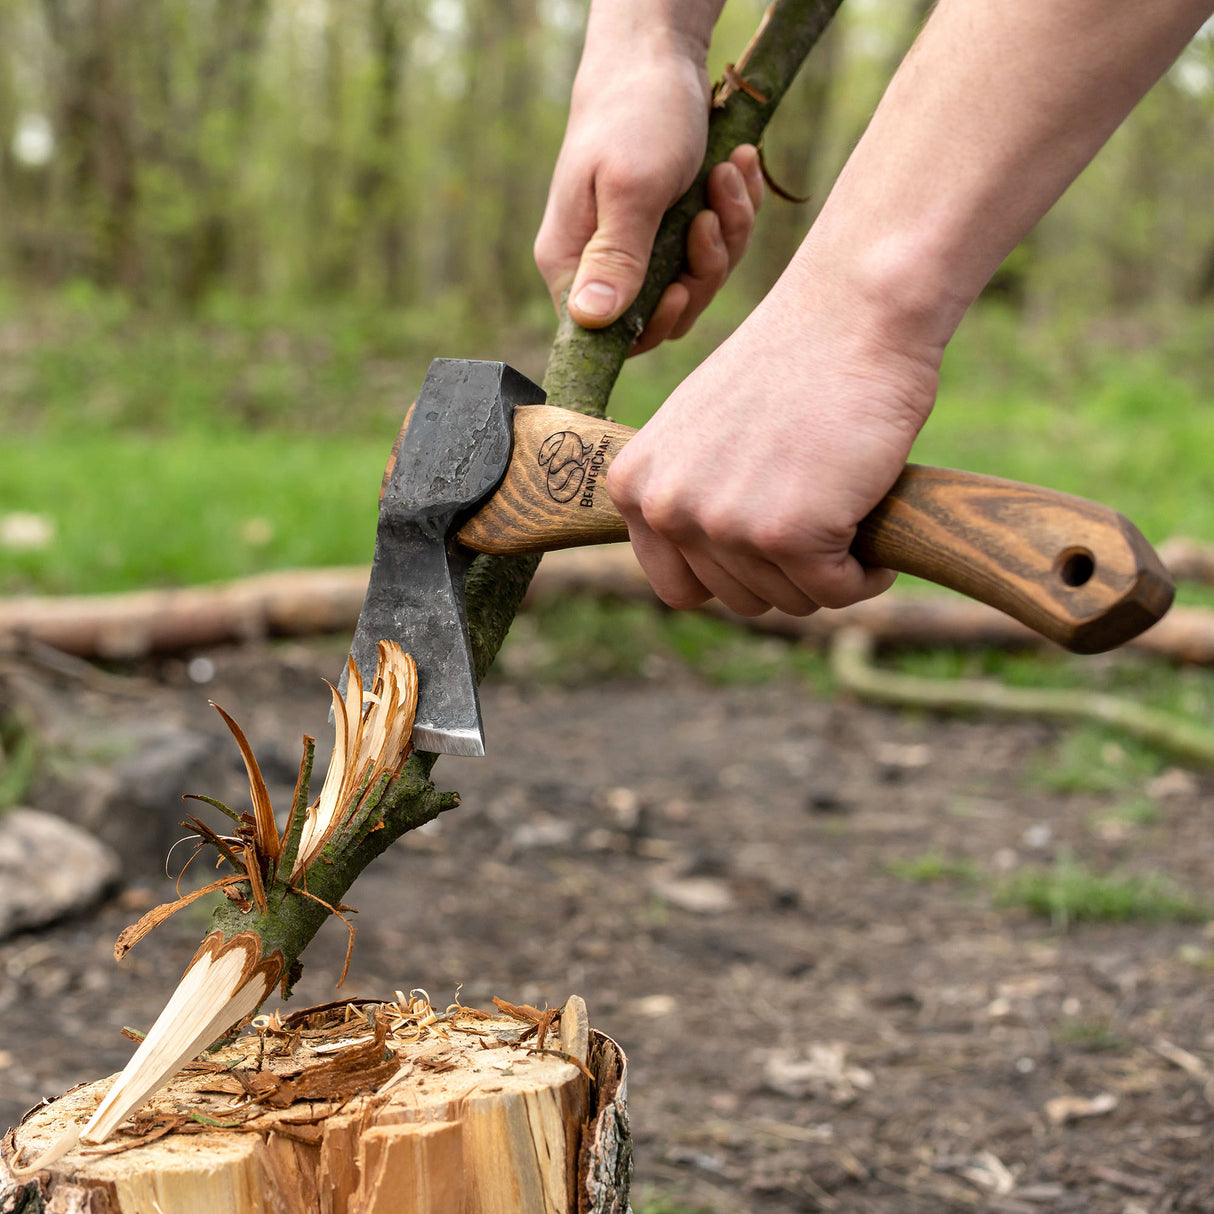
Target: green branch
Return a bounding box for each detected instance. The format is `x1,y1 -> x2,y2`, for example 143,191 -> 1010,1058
207,0 -> 841,980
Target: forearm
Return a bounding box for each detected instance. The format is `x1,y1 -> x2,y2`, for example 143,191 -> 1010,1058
578,0 -> 724,69
794,0 -> 1214,353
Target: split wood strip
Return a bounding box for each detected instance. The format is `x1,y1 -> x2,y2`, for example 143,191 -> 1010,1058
0,994 -> 628,1214
2,544 -> 1214,663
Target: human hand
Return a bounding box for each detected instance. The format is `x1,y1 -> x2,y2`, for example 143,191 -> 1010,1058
534,26 -> 763,351
604,260 -> 944,616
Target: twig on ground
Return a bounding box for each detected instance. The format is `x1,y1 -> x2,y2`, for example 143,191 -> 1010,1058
830,627 -> 1214,766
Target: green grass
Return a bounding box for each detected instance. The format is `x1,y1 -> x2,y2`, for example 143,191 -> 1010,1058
923,304 -> 1214,564
2,289 -> 1213,611
0,432 -> 384,595
0,712 -> 36,809
1055,1018 -> 1127,1053
0,283 -> 514,442
997,854 -> 1207,928
663,611 -> 831,689
883,842 -> 1209,936
634,1195 -> 716,1214
885,848 -> 1207,930
886,851 -> 981,886
889,646 -> 1214,721
1092,796 -> 1164,830
1028,725 -> 1168,796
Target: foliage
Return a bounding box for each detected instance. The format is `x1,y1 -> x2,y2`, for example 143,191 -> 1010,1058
885,649 -> 1214,783
885,846 -> 1207,929
1095,797 -> 1163,829
0,2 -> 1211,323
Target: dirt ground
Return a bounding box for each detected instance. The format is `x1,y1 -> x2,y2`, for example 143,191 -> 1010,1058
2,629 -> 1213,1213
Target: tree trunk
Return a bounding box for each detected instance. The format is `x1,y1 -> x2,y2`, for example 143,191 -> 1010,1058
0,995 -> 630,1214
44,0 -> 143,290
359,0 -> 408,306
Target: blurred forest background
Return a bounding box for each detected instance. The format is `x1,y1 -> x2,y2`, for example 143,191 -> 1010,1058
0,0 -> 1213,595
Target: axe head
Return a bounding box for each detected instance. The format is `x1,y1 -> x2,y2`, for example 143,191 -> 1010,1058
343,359 -> 545,756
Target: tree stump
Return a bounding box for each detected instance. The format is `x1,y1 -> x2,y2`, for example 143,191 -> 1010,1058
0,993 -> 630,1214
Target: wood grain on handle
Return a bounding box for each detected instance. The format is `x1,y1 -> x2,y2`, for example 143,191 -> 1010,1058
851,465 -> 1173,653
457,405 -> 632,552
455,405 -> 1173,654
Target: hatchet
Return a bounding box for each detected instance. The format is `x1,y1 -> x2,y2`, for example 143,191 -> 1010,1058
345,358 -> 1173,757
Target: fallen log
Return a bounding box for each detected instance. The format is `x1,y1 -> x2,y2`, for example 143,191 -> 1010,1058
5,546 -> 1214,664
524,547 -> 1214,664
0,992 -> 629,1214
1158,537 -> 1214,587
0,567 -> 370,660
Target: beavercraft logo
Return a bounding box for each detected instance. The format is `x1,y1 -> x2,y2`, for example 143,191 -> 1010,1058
538,430 -> 594,503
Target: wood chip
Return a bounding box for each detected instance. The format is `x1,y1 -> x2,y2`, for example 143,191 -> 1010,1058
1044,1092 -> 1118,1124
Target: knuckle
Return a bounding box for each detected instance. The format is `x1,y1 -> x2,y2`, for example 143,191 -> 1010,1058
638,485 -> 694,540
697,503 -> 750,550
597,159 -> 667,208
721,218 -> 753,263
804,563 -> 862,610
581,232 -> 649,282
604,457 -> 640,512
658,582 -> 710,611
749,517 -> 804,562
728,596 -> 771,619
533,235 -> 558,279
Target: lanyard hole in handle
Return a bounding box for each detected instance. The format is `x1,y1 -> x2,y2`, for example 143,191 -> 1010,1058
1057,548 -> 1096,588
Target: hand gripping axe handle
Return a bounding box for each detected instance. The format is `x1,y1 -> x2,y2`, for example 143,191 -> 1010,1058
346,359 -> 1174,757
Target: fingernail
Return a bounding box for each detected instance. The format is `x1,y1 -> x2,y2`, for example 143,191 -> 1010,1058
725,165 -> 747,203
572,280 -> 617,320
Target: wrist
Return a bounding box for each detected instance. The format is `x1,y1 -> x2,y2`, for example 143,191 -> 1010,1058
787,210 -> 974,375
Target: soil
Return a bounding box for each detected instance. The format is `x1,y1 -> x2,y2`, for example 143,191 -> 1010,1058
2,632 -> 1213,1213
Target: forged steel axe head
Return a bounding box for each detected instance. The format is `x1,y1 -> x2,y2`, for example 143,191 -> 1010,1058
343,358 -> 545,756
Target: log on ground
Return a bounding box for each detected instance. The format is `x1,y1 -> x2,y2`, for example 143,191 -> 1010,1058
6,546 -> 1214,663
0,993 -> 628,1214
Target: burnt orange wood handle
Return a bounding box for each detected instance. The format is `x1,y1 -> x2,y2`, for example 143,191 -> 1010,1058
455,405 -> 1173,653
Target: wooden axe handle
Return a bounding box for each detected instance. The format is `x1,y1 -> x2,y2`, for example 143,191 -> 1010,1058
454,404 -> 1172,654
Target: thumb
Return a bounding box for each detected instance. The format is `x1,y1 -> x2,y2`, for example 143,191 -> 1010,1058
567,192 -> 662,329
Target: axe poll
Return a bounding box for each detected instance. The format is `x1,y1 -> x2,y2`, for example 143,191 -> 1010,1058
344,358 -> 1173,757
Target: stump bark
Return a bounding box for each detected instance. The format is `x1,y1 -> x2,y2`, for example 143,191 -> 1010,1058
0,994 -> 629,1214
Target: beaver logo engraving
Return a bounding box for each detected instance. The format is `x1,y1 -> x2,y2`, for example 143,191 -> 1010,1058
538,430 -> 594,503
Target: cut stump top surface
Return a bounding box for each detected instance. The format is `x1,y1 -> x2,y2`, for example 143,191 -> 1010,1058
2,993 -> 622,1214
